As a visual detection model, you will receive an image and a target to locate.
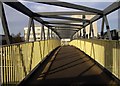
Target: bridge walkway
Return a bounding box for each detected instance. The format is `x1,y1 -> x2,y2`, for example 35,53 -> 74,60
19,46 -> 118,86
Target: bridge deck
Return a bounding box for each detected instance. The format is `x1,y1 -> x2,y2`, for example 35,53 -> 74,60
19,46 -> 118,85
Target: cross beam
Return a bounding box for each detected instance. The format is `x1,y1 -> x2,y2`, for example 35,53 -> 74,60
35,15 -> 90,23
45,22 -> 83,27
4,1 -> 61,39
26,0 -> 103,15
37,11 -> 96,16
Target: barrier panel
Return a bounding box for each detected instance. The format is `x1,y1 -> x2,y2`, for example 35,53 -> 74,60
69,39 -> 120,79
0,39 -> 60,85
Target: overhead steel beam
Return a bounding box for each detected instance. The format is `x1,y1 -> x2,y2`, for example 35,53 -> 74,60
45,22 -> 83,27
51,25 -> 82,29
4,1 -> 61,39
52,28 -> 79,31
4,2 -> 44,24
51,26 -> 82,30
83,1 -> 120,29
37,11 -> 96,16
49,24 -> 82,28
85,1 -> 120,26
4,2 -> 33,17
104,1 -> 120,15
37,15 -> 90,23
50,1 -> 119,39
44,20 -> 83,24
0,2 -> 11,44
52,27 -> 80,30
26,0 -> 103,15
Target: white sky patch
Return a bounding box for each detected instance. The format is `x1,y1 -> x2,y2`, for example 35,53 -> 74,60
18,0 -> 117,2
59,0 -> 117,2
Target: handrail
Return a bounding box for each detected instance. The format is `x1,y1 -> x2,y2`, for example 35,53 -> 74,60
0,39 -> 61,85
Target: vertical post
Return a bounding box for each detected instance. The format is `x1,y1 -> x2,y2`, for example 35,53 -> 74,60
53,32 -> 55,39
77,32 -> 79,38
47,27 -> 50,40
26,18 -> 33,42
0,2 -> 11,44
40,25 -> 43,40
89,23 -> 92,38
31,20 -> 36,41
51,30 -> 53,39
43,26 -> 45,40
91,24 -> 94,38
80,30 -> 81,38
41,25 -> 45,40
101,17 -> 104,39
82,15 -> 86,38
89,23 -> 94,38
103,15 -> 112,40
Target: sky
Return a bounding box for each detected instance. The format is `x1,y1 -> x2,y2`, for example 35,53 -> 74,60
0,0 -> 119,36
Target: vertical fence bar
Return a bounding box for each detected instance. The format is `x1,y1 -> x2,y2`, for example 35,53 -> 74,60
0,47 -> 3,85
13,45 -> 15,84
4,47 -> 7,84
9,46 -> 12,84
11,45 -> 14,84
14,46 -> 17,84
7,46 -> 10,84
8,46 -> 10,84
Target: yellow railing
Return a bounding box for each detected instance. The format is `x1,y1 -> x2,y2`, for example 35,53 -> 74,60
0,39 -> 60,85
69,39 -> 120,79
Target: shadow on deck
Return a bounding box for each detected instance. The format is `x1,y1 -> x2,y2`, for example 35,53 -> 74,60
18,46 -> 120,86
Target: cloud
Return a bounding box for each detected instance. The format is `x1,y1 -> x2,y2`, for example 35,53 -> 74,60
22,1 -> 79,12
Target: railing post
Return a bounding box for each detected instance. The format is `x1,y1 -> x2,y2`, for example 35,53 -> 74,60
26,18 -> 33,42
47,27 -> 50,40
80,30 -> 81,38
32,19 -> 36,41
103,15 -> 112,40
77,32 -> 79,38
101,17 -> 104,39
0,2 -> 11,44
82,15 -> 86,38
51,30 -> 53,39
41,25 -> 45,40
89,22 -> 94,38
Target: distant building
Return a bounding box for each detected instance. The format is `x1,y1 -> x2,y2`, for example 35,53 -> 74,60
24,25 -> 57,41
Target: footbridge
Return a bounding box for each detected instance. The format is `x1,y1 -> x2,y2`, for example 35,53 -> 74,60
0,0 -> 120,85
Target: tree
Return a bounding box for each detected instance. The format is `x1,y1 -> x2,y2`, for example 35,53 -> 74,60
11,32 -> 24,43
